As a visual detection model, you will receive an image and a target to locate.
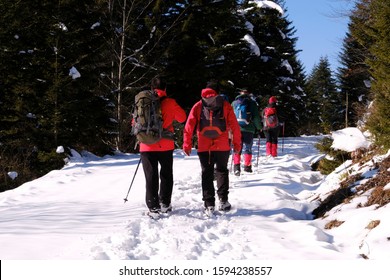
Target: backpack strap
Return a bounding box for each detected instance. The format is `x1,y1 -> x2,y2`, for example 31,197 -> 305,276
156,95 -> 174,140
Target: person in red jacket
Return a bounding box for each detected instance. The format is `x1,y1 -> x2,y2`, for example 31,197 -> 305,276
261,96 -> 280,157
183,80 -> 241,215
139,77 -> 187,217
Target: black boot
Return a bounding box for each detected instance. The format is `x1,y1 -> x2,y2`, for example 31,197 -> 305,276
234,164 -> 241,176
244,165 -> 252,173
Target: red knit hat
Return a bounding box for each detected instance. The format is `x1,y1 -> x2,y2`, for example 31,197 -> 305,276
269,96 -> 277,104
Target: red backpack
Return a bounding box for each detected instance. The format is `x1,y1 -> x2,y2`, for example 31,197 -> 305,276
199,95 -> 226,139
263,107 -> 279,129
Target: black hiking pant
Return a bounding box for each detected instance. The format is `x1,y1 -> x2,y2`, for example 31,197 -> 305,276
141,150 -> 174,210
264,126 -> 280,144
198,151 -> 230,207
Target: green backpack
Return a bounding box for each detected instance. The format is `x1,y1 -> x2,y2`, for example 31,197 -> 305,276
132,90 -> 164,144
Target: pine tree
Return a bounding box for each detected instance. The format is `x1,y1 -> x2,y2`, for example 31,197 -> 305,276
48,0 -> 113,154
305,57 -> 341,133
347,0 -> 390,149
159,0 -> 251,108
363,0 -> 390,149
337,30 -> 371,128
0,1 -> 61,190
0,0 -> 113,191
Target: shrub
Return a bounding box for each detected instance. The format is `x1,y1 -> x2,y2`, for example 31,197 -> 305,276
314,136 -> 351,175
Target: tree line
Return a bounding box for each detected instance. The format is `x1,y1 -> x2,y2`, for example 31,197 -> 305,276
0,0 -> 388,191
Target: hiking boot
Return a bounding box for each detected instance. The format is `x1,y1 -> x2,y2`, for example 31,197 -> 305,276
160,203 -> 172,213
234,164 -> 241,176
219,200 -> 231,211
244,165 -> 252,173
204,206 -> 215,217
147,207 -> 161,219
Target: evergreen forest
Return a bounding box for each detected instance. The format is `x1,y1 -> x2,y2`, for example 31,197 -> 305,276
1,0 -> 389,191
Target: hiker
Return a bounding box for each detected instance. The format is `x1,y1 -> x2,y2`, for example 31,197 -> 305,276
137,76 -> 186,218
182,80 -> 241,215
231,89 -> 262,175
261,96 -> 280,157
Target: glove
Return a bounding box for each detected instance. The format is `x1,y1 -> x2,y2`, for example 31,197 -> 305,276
183,148 -> 191,156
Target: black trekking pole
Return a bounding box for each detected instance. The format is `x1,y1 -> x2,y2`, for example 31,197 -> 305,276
124,157 -> 142,203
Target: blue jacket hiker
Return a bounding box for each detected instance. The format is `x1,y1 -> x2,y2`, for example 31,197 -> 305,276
231,89 -> 262,175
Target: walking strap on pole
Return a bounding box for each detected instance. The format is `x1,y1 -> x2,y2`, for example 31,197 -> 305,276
124,157 -> 142,203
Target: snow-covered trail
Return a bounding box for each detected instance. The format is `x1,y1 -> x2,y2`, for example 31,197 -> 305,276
0,136 -> 359,260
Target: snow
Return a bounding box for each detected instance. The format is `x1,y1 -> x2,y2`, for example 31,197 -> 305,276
0,131 -> 390,260
91,22 -> 101,30
243,34 -> 261,56
1,131 -> 389,279
69,66 -> 81,79
281,59 -> 293,74
331,127 -> 371,152
250,0 -> 284,15
56,146 -> 65,153
241,1 -> 285,58
7,171 -> 18,180
56,22 -> 68,32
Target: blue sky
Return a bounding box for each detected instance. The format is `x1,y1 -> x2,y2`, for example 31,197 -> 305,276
285,0 -> 354,74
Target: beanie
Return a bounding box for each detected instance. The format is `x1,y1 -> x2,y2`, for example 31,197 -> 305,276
269,96 -> 277,104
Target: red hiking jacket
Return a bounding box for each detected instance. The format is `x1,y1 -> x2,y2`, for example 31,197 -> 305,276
183,88 -> 241,153
139,89 -> 187,152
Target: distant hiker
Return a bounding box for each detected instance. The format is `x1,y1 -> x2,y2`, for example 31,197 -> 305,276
261,96 -> 280,157
182,80 -> 241,216
231,89 -> 262,175
135,76 -> 186,218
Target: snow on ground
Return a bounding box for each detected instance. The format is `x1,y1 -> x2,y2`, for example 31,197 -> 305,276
1,136 -> 389,263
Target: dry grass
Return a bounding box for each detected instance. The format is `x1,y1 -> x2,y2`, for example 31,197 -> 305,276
312,186 -> 354,218
312,151 -> 390,219
324,219 -> 345,229
365,220 -> 380,230
362,156 -> 390,207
